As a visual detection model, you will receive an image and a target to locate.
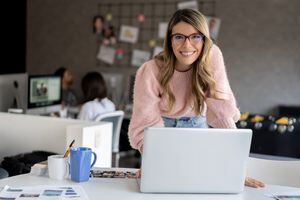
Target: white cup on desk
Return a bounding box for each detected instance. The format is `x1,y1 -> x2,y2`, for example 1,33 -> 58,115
47,155 -> 69,180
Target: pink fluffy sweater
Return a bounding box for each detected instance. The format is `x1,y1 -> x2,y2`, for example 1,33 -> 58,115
128,45 -> 241,151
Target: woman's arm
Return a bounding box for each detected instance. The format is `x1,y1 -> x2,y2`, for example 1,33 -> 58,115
205,45 -> 240,128
205,46 -> 264,188
128,61 -> 165,153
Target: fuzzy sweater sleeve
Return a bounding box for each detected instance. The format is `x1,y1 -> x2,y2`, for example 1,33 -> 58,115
206,45 -> 241,128
128,61 -> 164,151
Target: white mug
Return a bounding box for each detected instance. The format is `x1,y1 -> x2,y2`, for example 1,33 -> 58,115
47,155 -> 69,180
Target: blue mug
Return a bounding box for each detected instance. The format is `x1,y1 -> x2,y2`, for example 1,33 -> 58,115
70,147 -> 97,182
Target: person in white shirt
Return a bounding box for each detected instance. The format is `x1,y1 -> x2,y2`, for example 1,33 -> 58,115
78,72 -> 115,121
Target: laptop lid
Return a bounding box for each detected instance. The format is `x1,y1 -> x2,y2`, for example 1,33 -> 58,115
140,128 -> 252,193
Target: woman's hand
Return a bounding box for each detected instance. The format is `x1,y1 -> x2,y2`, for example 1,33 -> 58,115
245,177 -> 265,188
136,169 -> 141,178
139,145 -> 143,155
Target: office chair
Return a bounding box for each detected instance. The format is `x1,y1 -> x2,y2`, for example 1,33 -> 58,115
247,156 -> 300,187
0,167 -> 9,179
95,110 -> 124,167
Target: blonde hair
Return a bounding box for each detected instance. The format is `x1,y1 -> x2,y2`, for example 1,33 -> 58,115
155,9 -> 216,115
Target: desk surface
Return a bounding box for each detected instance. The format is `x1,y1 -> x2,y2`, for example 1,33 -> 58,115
1,168 -> 299,200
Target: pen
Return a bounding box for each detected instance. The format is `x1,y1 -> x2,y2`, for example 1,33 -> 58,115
63,139 -> 75,158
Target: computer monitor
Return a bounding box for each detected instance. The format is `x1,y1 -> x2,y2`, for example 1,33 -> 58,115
27,75 -> 61,109
0,73 -> 28,112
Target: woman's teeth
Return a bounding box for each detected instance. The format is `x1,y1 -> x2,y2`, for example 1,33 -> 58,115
180,51 -> 195,56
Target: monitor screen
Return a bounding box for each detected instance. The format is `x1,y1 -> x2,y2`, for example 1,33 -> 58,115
28,75 -> 61,109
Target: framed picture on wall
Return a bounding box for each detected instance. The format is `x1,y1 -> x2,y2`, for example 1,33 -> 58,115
131,49 -> 150,67
119,25 -> 139,44
158,22 -> 168,39
97,45 -> 116,64
205,16 -> 221,41
177,0 -> 198,10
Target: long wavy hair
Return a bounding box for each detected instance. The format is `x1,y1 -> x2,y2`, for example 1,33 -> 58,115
155,9 -> 216,115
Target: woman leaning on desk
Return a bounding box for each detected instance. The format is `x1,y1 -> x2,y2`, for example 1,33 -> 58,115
128,9 -> 265,188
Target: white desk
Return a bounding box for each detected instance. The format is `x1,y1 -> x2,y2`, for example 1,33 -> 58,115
1,169 -> 300,200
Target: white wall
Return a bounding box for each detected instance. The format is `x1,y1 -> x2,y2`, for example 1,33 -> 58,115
216,0 -> 300,114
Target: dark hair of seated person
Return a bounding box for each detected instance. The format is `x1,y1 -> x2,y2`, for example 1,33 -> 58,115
54,66 -> 67,79
81,72 -> 107,103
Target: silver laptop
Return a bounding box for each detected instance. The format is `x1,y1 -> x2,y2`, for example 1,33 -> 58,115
139,127 -> 252,193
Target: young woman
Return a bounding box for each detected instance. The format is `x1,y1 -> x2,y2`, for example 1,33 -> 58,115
78,72 -> 115,121
129,9 -> 264,188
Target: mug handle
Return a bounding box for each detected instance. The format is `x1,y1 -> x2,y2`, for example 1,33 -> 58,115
65,157 -> 70,178
90,152 -> 97,168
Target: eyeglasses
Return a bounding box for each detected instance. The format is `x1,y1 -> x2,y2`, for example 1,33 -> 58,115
171,33 -> 204,45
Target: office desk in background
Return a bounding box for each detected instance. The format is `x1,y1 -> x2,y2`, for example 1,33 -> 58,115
1,168 -> 300,200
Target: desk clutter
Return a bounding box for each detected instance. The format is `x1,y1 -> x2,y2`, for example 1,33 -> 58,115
30,165 -> 138,180
1,151 -> 56,177
237,112 -> 300,158
91,169 -> 137,179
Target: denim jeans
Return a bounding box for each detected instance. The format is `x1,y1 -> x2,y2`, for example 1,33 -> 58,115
162,116 -> 209,128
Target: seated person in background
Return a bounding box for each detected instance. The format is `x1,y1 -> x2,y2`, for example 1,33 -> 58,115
0,167 -> 8,179
54,67 -> 78,107
78,72 -> 115,121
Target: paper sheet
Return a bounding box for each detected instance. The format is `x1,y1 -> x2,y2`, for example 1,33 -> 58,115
158,22 -> 168,39
97,45 -> 116,65
266,195 -> 300,200
0,185 -> 89,200
119,25 -> 139,43
205,16 -> 221,41
273,195 -> 300,200
177,0 -> 198,10
131,49 -> 150,67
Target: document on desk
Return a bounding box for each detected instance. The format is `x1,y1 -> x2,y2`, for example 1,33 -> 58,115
272,196 -> 300,200
0,185 -> 89,200
266,192 -> 300,200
